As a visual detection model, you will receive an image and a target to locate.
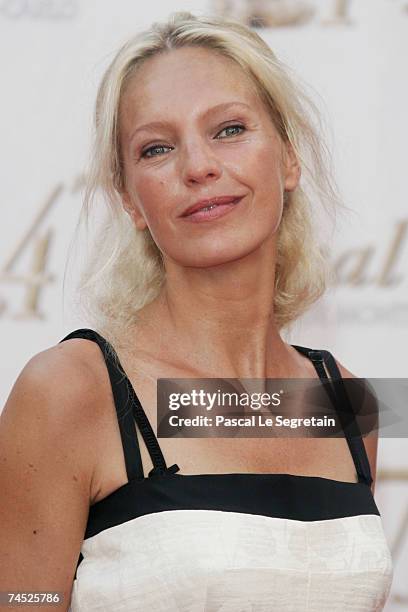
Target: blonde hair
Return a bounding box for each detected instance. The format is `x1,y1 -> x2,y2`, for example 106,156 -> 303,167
64,10 -> 341,348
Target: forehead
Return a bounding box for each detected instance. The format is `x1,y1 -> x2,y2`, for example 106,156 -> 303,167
119,46 -> 262,139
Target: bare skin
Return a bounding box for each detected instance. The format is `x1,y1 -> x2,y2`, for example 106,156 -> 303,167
0,45 -> 377,608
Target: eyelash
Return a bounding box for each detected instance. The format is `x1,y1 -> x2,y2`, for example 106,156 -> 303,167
140,123 -> 246,159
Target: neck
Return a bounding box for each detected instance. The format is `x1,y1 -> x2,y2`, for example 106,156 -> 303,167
131,237 -> 303,378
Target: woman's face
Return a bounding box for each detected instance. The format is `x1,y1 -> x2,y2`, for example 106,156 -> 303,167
119,46 -> 300,268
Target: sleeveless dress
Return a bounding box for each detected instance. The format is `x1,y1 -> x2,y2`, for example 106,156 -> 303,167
60,328 -> 393,612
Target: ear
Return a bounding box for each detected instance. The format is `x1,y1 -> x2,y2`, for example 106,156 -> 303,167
282,141 -> 301,192
121,190 -> 148,231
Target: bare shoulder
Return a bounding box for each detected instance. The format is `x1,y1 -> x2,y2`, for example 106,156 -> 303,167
0,337 -> 108,508
334,356 -> 378,494
0,338 -> 109,605
9,337 -> 107,433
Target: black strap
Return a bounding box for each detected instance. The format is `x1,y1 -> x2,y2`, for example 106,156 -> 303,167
59,328 -> 178,480
320,350 -> 373,487
293,345 -> 372,486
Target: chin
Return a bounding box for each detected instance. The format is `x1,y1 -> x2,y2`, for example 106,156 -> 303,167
171,240 -> 268,269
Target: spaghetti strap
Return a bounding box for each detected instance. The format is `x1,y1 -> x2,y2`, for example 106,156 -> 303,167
59,328 -> 179,481
320,349 -> 373,487
59,328 -> 143,481
293,345 -> 373,487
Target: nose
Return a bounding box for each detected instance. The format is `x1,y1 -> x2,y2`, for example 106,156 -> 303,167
180,139 -> 223,186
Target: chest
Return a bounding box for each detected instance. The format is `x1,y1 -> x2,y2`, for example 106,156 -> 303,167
92,353 -> 359,506
126,351 -> 357,476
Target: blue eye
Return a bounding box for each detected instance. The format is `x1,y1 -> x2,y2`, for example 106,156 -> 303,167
140,124 -> 246,159
141,144 -> 172,159
217,124 -> 246,138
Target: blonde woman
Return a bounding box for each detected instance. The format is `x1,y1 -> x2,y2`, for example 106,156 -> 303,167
0,11 -> 393,611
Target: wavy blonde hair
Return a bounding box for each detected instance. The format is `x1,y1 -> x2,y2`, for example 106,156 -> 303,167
63,10 -> 341,348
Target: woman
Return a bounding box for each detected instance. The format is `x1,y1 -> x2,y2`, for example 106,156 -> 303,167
0,11 -> 393,611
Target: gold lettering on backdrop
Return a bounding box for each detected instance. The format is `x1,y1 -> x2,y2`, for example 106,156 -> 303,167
13,228 -> 54,320
332,220 -> 407,286
211,0 -> 315,28
1,185 -> 62,273
212,0 -> 408,27
0,185 -> 62,319
333,247 -> 375,285
377,219 -> 408,286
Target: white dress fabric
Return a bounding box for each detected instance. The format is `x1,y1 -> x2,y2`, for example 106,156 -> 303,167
70,510 -> 393,611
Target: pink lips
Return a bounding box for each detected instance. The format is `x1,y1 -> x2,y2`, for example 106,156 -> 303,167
180,195 -> 244,223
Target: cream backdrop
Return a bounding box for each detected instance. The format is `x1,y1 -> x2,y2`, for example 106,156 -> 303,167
0,0 -> 407,608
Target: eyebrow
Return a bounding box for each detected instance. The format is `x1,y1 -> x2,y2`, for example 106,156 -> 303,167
128,101 -> 252,144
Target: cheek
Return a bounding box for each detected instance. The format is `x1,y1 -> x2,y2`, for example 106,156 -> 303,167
130,175 -> 168,224
248,143 -> 285,231
130,176 -> 178,248
249,142 -> 284,194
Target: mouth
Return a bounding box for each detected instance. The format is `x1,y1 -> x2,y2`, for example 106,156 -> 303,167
180,196 -> 244,223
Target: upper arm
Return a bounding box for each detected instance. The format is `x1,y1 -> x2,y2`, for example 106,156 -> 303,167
0,344 -> 100,610
335,358 -> 378,495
